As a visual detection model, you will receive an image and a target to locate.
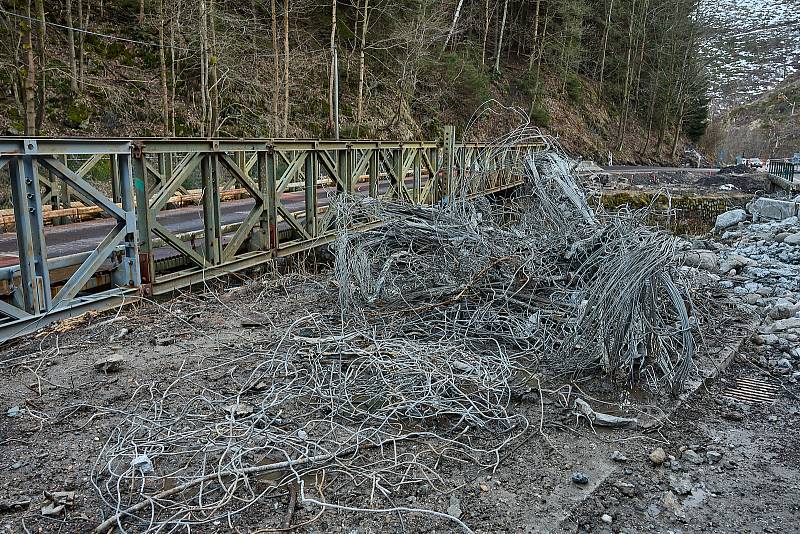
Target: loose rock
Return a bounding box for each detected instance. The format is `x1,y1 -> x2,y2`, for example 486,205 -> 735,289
94,354 -> 126,373
649,447 -> 667,466
572,472 -> 589,485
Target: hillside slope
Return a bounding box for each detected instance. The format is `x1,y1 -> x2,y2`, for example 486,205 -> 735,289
0,1 -> 702,164
709,75 -> 800,161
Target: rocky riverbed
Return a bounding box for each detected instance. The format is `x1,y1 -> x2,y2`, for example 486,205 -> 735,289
684,197 -> 800,380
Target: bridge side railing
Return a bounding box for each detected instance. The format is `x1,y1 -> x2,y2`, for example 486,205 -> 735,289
0,139 -> 140,339
768,160 -> 797,183
0,133 -> 535,340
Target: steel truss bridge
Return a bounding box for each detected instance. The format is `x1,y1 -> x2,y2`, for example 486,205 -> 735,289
0,129 -> 534,342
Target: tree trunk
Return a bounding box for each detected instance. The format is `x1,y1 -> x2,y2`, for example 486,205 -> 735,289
65,0 -> 78,94
598,0 -> 613,90
139,0 -> 145,23
77,0 -> 84,88
632,0 -> 649,110
442,0 -> 465,52
493,0 -> 509,74
169,0 -> 180,134
158,0 -> 170,134
327,0 -> 337,132
209,0 -> 220,135
616,0 -> 636,152
23,0 -> 36,136
356,0 -> 369,134
527,0 -> 540,71
34,0 -> 46,133
481,0 -> 490,67
282,0 -> 289,136
271,0 -> 279,134
199,0 -> 209,136
531,7 -> 549,103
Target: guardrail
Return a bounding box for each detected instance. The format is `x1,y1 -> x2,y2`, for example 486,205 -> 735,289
0,130 -> 535,341
768,160 -> 798,183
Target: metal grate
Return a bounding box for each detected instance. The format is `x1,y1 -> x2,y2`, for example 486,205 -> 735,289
722,376 -> 779,404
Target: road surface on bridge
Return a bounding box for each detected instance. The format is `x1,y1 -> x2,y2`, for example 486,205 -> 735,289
0,166 -> 718,269
0,178 -> 406,268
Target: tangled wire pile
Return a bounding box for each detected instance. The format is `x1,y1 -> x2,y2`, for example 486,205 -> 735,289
91,122 -> 696,533
92,314 -> 526,533
334,138 -> 695,392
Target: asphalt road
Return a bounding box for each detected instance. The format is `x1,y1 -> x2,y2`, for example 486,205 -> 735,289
0,178 -> 403,268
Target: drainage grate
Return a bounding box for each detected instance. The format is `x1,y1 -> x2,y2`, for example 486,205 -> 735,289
722,376 -> 779,404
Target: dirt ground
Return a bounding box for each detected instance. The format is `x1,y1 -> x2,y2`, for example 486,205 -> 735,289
619,171 -> 769,195
0,268 -> 797,534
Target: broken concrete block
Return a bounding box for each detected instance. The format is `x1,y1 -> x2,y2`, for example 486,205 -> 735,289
746,198 -> 799,222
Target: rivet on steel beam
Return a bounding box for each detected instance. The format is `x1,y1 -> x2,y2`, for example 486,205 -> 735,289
25,178 -> 32,185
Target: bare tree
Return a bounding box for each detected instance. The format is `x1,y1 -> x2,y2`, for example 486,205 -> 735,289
282,0 -> 290,136
271,0 -> 280,134
158,0 -> 170,134
527,0 -> 540,71
21,0 -> 36,135
493,0 -> 508,74
327,0 -> 337,134
442,0 -> 464,52
65,0 -> 78,94
481,0 -> 491,67
598,0 -> 613,89
199,0 -> 210,136
356,0 -> 369,133
34,0 -> 46,132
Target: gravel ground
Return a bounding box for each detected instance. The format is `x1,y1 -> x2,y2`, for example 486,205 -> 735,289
0,262 -> 792,534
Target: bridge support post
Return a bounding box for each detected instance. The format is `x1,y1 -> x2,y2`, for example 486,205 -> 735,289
258,147 -> 278,254
111,154 -> 121,204
9,154 -> 51,314
413,148 -> 421,202
305,148 -> 318,236
201,154 -> 223,264
132,143 -> 155,294
113,151 -> 141,289
369,148 -> 379,198
438,125 -> 456,203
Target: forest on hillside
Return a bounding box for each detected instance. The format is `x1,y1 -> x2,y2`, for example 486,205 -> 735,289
1,0 -> 708,161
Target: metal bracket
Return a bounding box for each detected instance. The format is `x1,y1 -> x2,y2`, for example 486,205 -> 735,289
22,139 -> 38,155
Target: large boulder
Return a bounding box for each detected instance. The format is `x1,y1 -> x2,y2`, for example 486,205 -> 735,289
714,209 -> 747,231
784,232 -> 800,245
746,198 -> 800,222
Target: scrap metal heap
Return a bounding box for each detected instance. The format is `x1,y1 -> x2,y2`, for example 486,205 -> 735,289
92,134 -> 697,533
